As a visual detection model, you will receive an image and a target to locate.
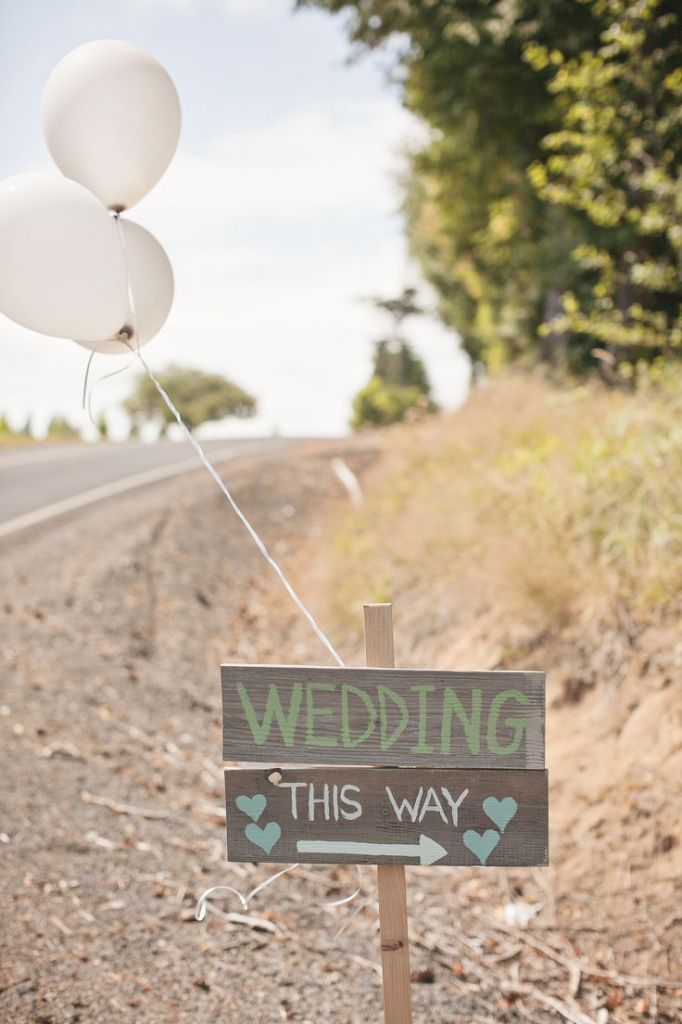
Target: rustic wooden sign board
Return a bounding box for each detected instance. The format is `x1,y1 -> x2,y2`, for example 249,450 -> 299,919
221,663 -> 547,868
225,766 -> 548,867
222,665 -> 545,769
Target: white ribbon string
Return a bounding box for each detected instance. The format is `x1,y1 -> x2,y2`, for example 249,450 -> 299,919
111,213 -> 351,919
82,349 -> 134,427
112,215 -> 345,669
195,864 -> 364,922
82,349 -> 96,410
195,864 -> 298,919
324,864 -> 363,908
126,342 -> 346,667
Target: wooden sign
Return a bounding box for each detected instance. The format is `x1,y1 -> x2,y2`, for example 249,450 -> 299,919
220,607 -> 549,1024
225,766 -> 548,867
222,665 -> 545,769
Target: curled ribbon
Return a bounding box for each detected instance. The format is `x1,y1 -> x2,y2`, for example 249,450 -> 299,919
195,864 -> 364,922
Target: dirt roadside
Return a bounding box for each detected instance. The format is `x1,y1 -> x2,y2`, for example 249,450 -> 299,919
1,439 -> 680,1024
0,438 -> 405,1024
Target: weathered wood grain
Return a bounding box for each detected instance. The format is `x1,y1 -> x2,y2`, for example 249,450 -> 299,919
364,603 -> 413,1024
225,766 -> 549,867
221,664 -> 545,768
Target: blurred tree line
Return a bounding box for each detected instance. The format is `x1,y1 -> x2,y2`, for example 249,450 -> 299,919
298,0 -> 681,375
125,365 -> 256,435
0,413 -> 80,442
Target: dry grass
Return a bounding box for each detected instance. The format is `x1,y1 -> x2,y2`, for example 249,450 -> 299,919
325,372 -> 682,643
313,371 -> 682,948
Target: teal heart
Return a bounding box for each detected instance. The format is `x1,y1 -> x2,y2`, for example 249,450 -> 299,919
463,828 -> 500,865
236,794 -> 267,823
482,796 -> 518,833
245,821 -> 281,855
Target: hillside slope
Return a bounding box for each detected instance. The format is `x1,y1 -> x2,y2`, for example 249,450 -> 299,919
307,374 -> 681,1001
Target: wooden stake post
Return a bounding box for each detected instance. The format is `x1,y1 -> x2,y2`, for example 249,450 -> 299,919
364,603 -> 413,1024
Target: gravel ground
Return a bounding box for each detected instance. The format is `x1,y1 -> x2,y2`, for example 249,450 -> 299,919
1,440 -> 680,1024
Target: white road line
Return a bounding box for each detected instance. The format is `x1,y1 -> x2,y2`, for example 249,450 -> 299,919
0,445 -> 243,539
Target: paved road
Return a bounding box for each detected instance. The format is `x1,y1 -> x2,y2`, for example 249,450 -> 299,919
0,438 -> 292,537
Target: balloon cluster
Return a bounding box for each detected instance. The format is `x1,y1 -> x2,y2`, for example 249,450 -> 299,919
0,40 -> 180,355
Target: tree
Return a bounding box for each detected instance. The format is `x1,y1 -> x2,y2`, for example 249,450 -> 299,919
351,375 -> 433,430
526,0 -> 682,366
298,0 -> 601,369
372,339 -> 431,394
96,413 -> 109,440
370,286 -> 423,326
124,365 -> 257,435
351,290 -> 437,429
297,1 -> 682,371
47,416 -> 79,440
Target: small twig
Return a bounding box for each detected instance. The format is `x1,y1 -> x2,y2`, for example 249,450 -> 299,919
203,905 -> 278,934
349,953 -> 382,977
485,918 -> 682,989
494,944 -> 523,965
569,963 -> 582,999
515,999 -> 554,1024
224,911 -> 279,934
193,801 -> 226,821
0,976 -> 31,995
50,915 -> 72,937
81,791 -> 171,820
505,982 -> 597,1024
84,830 -> 119,850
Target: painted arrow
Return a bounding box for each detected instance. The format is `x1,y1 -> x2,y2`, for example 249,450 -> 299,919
296,833 -> 448,866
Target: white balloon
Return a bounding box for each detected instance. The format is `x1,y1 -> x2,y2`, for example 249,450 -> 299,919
0,173 -> 129,341
42,40 -> 181,211
74,219 -> 174,355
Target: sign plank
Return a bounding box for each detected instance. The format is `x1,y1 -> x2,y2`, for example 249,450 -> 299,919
225,766 -> 548,867
221,665 -> 545,769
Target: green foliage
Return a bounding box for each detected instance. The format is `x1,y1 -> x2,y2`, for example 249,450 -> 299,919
333,375 -> 682,640
351,374 -> 431,429
527,0 -> 682,358
0,414 -> 12,437
299,0 -> 600,368
352,337 -> 437,430
124,365 -> 257,435
372,339 -> 431,394
351,289 -> 437,429
47,416 -> 79,440
298,0 -> 680,371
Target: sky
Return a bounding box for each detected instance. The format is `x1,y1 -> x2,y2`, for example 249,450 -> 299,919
0,0 -> 470,438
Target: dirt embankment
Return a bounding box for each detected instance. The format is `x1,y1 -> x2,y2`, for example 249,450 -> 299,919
304,377 -> 682,1021
1,408 -> 680,1024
